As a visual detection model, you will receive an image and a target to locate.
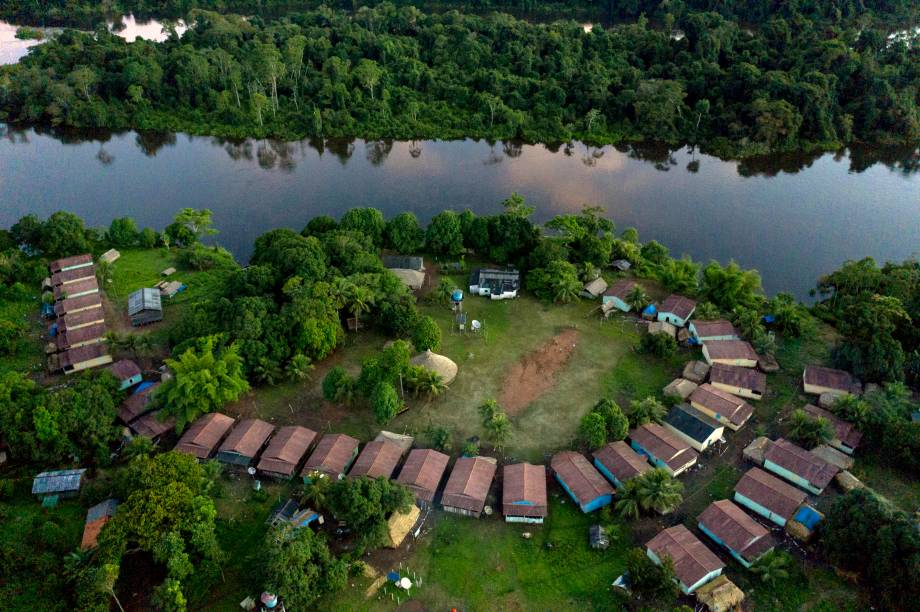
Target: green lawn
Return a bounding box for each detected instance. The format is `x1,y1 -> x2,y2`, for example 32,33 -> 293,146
0,294 -> 46,376
320,494 -> 633,612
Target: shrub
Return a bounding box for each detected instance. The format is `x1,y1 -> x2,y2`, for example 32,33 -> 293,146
461,440 -> 480,457
371,381 -> 401,424
638,332 -> 677,357
411,315 -> 441,351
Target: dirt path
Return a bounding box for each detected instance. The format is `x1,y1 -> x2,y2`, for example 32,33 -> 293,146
499,328 -> 579,416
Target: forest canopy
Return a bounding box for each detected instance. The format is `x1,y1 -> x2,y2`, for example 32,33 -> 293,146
0,5 -> 917,157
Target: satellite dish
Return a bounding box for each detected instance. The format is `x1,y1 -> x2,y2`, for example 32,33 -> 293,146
247,467 -> 257,476
399,577 -> 413,590
471,320 -> 481,331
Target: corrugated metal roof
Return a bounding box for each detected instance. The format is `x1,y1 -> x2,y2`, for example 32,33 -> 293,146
698,500 -> 774,562
603,279 -> 637,300
691,320 -> 739,338
442,456 -> 497,513
175,413 -> 235,459
734,467 -> 806,521
690,384 -> 754,427
801,404 -> 862,449
551,451 -> 613,505
348,440 -> 403,479
803,365 -> 858,393
302,433 -> 359,478
709,364 -> 766,394
704,340 -> 758,361
629,424 -> 699,472
659,294 -> 696,319
32,468 -> 86,495
502,462 -> 547,518
647,524 -> 724,589
49,254 -> 92,272
665,404 -> 722,443
257,426 -> 317,477
396,448 -> 449,503
127,288 -> 162,316
218,418 -> 274,459
86,498 -> 118,523
592,441 -> 651,483
764,438 -> 839,490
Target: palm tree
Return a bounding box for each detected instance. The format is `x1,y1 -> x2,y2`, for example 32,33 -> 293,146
286,354 -> 314,382
625,285 -> 649,312
615,481 -> 641,520
346,285 -> 374,330
327,277 -> 354,310
627,397 -> 667,427
254,357 -> 283,385
635,468 -> 684,514
413,368 -> 447,399
751,551 -> 792,586
788,409 -> 832,448
733,307 -> 764,341
303,477 -> 331,510
553,275 -> 581,304
485,411 -> 511,451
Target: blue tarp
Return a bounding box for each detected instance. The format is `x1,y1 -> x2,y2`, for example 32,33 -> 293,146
49,323 -> 59,337
133,381 -> 156,395
643,304 -> 657,316
763,314 -> 776,324
41,303 -> 54,318
387,571 -> 400,583
793,505 -> 822,529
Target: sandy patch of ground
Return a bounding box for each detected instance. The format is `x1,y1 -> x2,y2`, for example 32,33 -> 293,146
499,328 -> 579,416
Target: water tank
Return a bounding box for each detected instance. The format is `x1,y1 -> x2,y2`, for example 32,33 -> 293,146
260,592 -> 278,609
451,289 -> 464,302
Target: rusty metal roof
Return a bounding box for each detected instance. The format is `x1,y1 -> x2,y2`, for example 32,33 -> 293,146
175,413 -> 235,459
117,381 -> 160,423
442,456 -> 497,514
592,441 -> 651,484
704,340 -> 758,361
646,524 -> 724,589
629,424 -> 698,472
302,433 -> 359,478
709,364 -> 767,394
801,404 -> 862,449
734,467 -> 806,521
698,499 -> 774,563
551,451 -> 613,505
108,359 -> 141,381
49,253 -> 92,273
690,383 -> 755,427
803,365 -> 857,392
129,410 -> 175,439
396,448 -> 450,503
659,294 -> 697,319
257,426 -> 317,477
691,319 -> 739,338
502,462 -> 547,518
764,438 -> 839,490
219,418 -> 274,459
349,440 -> 404,479
603,279 -> 637,300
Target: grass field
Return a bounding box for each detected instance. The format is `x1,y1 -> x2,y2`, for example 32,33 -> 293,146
0,292 -> 46,376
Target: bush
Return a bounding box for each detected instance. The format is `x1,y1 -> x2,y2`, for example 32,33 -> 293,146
579,412 -> 607,449
371,381 -> 401,424
322,366 -> 352,403
592,398 -> 629,441
461,440 -> 480,457
426,426 -> 452,452
638,332 -> 677,357
411,315 -> 441,351
0,479 -> 14,499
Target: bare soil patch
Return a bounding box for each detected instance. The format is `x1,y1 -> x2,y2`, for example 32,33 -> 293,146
499,328 -> 579,416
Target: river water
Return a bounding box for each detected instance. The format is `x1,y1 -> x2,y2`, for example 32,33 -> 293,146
1,125 -> 917,299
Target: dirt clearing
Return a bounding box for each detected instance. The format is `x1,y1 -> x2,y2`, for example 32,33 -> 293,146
499,328 -> 579,416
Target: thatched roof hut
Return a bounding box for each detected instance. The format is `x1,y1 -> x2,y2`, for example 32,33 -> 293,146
695,575 -> 745,611
410,350 -> 458,384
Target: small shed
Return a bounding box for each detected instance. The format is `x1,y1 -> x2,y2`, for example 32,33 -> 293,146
695,575 -> 745,612
742,436 -> 771,465
702,340 -> 759,368
663,404 -> 725,452
629,424 -> 699,476
763,438 -> 839,495
81,499 -> 118,550
602,279 -> 638,312
551,451 -> 613,513
697,499 -> 774,568
657,294 -> 697,327
803,365 -> 859,396
592,441 -> 651,489
175,412 -> 235,460
708,363 -> 767,401
301,433 -> 359,482
785,504 -> 823,541
348,439 -> 404,480
663,378 -> 698,401
612,259 -> 631,271
128,288 -> 163,326
382,255 -> 424,272
690,383 -> 754,431
469,268 -> 520,300
442,456 -> 497,518
835,470 -> 864,493
98,249 -> 120,264
216,418 -> 274,467
733,467 -> 806,527
682,360 -> 711,384
646,524 -> 724,594
582,277 -> 608,299
589,524 -> 609,550
395,448 -> 450,507
257,426 -> 317,479
809,444 -> 854,471
32,468 -> 86,499
107,359 -> 143,390
502,462 -> 548,523
648,321 -> 677,338
390,269 -> 426,290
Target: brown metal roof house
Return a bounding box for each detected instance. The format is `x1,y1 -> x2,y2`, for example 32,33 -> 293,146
629,424 -> 698,476
803,365 -> 860,396
54,293 -> 103,317
697,499 -> 775,568
52,276 -> 99,301
657,294 -> 697,327
117,381 -> 161,424
502,462 -> 548,523
592,441 -> 651,489
763,438 -> 839,495
51,265 -> 95,287
442,456 -> 497,518
733,467 -> 807,527
49,253 -> 93,274
349,439 -> 404,480
48,342 -> 112,374
708,363 -> 767,400
175,412 -> 235,460
702,340 -> 759,368
646,524 -> 724,594
690,383 -> 755,430
81,499 -> 117,550
56,308 -> 105,332
257,426 -> 317,479
54,321 -> 107,353
107,359 -> 143,390
301,433 -> 359,482
602,279 -> 638,312
801,404 -> 862,455
688,319 -> 740,342
551,451 -> 614,513
129,410 -> 175,440
395,448 -> 450,506
216,419 -> 274,467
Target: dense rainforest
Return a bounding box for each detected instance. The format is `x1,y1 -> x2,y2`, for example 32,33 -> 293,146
0,5 -> 918,156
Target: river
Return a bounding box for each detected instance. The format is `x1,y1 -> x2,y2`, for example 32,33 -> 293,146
2,126 -> 917,299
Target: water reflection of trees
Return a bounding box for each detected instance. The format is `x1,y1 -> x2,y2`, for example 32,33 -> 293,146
365,140 -> 393,166
135,131 -> 176,156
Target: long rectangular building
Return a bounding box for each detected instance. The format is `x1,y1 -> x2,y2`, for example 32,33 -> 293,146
502,463 -> 547,523
551,451 -> 613,513
697,499 -> 775,568
733,467 -> 807,526
708,363 -> 767,401
396,449 -> 449,507
175,413 -> 235,460
690,383 -> 755,430
763,438 -> 839,495
629,424 -> 698,476
257,426 -> 317,479
442,456 -> 497,518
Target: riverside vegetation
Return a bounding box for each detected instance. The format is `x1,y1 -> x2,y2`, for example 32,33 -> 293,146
0,3 -> 918,157
1,203 -> 919,610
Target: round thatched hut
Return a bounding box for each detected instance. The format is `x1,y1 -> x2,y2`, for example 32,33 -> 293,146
410,350 -> 458,385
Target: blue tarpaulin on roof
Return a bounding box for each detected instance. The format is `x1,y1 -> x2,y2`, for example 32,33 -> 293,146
643,304 -> 657,315
763,314 -> 776,324
794,505 -> 822,529
133,381 -> 155,395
